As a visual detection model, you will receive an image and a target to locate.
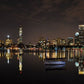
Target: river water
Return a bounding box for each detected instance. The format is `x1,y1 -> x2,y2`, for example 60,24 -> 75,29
0,48 -> 84,84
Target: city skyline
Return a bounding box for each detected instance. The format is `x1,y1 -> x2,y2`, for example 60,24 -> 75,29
0,24 -> 82,45
0,0 -> 84,43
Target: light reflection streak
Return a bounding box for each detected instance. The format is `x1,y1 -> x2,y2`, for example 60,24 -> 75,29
18,49 -> 23,74
0,48 -> 23,74
6,49 -> 13,64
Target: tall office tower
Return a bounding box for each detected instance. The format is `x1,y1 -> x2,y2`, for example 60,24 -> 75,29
79,25 -> 84,45
18,26 -> 23,44
74,32 -> 80,45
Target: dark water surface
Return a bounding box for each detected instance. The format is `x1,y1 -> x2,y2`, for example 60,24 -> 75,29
0,49 -> 84,84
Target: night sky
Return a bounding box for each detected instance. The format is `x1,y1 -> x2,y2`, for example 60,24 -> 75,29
0,0 -> 84,44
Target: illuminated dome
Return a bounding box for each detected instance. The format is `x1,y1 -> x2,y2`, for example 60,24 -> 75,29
7,35 -> 10,39
75,32 -> 79,36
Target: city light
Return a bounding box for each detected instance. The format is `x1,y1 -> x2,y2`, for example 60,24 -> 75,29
7,35 -> 10,39
75,32 -> 79,36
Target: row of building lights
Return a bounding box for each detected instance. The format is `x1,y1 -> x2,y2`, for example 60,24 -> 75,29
37,25 -> 84,47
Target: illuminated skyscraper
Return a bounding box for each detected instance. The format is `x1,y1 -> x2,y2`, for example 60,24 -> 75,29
79,25 -> 84,45
18,26 -> 23,44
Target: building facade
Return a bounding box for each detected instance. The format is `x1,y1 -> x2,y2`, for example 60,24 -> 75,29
78,25 -> 84,45
5,35 -> 13,46
67,37 -> 74,46
74,32 -> 80,45
18,26 -> 23,44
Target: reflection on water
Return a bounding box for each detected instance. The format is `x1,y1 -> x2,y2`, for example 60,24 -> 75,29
0,48 -> 23,74
18,49 -> 23,74
36,48 -> 84,75
6,49 -> 13,64
38,50 -> 66,61
37,48 -> 84,60
0,47 -> 84,75
37,50 -> 66,61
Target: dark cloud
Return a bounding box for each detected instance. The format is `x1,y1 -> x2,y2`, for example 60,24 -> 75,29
62,0 -> 84,23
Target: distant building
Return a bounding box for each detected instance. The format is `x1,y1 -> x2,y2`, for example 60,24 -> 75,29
74,32 -> 80,45
37,37 -> 50,49
78,25 -> 84,45
38,39 -> 45,48
27,42 -> 33,48
56,38 -> 62,46
5,35 -> 13,46
18,26 -> 23,44
61,39 -> 66,45
50,40 -> 57,46
46,39 -> 50,48
67,37 -> 74,46
56,38 -> 66,46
